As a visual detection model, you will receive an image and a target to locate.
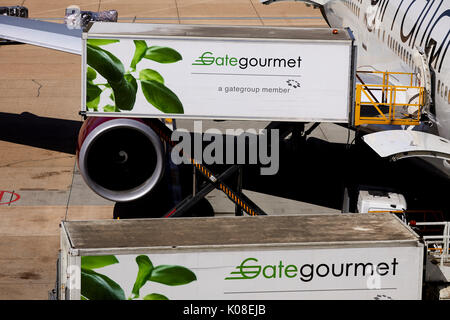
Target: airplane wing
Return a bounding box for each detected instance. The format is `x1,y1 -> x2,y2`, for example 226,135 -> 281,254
0,15 -> 81,55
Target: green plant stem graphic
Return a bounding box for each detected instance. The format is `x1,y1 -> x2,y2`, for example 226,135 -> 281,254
80,255 -> 197,300
86,39 -> 184,114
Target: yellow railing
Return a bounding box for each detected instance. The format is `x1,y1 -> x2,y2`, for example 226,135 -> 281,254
354,71 -> 425,126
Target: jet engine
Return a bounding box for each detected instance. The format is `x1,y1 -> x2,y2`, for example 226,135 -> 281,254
77,117 -> 165,202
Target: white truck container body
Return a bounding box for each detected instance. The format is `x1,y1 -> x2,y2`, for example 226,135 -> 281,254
58,214 -> 424,300
82,23 -> 355,122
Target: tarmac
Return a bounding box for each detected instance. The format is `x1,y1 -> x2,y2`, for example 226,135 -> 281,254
0,0 -> 343,299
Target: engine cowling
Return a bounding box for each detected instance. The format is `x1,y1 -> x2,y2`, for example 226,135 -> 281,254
77,117 -> 165,202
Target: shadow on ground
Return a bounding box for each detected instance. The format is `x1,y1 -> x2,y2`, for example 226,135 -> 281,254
115,131 -> 450,219
0,112 -> 81,154
0,115 -> 447,218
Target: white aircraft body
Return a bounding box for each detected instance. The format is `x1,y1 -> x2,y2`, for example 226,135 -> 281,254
263,0 -> 450,177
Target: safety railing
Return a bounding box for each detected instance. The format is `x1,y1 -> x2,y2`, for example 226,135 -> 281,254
354,71 -> 425,126
416,221 -> 450,266
365,210 -> 448,265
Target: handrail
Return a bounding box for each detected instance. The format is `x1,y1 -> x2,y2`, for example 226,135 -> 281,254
364,211 -> 449,266
354,71 -> 425,126
357,70 -> 416,86
417,221 -> 450,266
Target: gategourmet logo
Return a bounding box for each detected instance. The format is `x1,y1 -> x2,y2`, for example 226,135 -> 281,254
225,258 -> 261,280
193,52 -> 302,70
225,257 -> 399,282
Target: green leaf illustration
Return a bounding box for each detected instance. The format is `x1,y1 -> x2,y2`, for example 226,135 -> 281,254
87,39 -> 120,46
81,255 -> 119,270
139,68 -> 164,84
87,43 -> 125,84
87,67 -> 97,82
112,73 -> 137,111
130,40 -> 148,71
86,82 -> 102,102
86,95 -> 100,111
149,265 -> 196,286
103,104 -> 121,112
143,293 -> 169,300
141,79 -> 184,114
132,255 -> 154,298
87,44 -> 139,111
81,268 -> 125,300
144,46 -> 182,64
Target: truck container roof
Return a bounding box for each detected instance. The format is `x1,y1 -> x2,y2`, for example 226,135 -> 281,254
85,22 -> 353,42
62,214 -> 420,254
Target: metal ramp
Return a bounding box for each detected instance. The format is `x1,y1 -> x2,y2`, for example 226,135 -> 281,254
0,14 -> 81,55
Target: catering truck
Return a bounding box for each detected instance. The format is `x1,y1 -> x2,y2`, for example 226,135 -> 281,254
55,213 -> 424,300
81,23 -> 355,122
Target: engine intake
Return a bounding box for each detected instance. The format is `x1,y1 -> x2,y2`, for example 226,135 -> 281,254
77,117 -> 165,202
